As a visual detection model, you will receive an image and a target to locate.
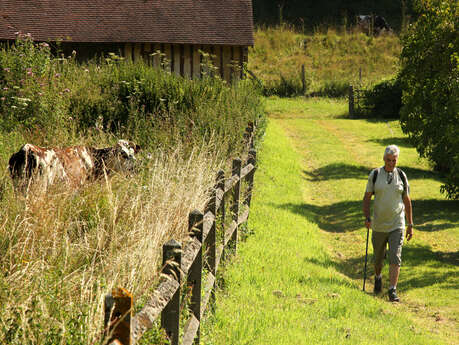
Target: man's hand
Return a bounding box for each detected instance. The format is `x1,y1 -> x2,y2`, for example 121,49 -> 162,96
365,218 -> 371,229
406,224 -> 413,241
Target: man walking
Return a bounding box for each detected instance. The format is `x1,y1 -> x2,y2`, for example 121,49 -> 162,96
363,145 -> 414,302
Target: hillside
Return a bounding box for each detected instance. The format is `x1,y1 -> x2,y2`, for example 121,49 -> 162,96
248,26 -> 401,96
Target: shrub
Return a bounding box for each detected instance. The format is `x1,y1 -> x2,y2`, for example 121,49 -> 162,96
361,77 -> 402,118
399,0 -> 458,199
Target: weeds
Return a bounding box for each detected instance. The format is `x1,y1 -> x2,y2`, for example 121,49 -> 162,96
0,35 -> 264,343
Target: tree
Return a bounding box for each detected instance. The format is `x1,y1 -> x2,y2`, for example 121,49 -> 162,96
399,0 -> 458,199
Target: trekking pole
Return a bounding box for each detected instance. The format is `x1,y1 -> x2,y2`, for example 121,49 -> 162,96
363,227 -> 370,291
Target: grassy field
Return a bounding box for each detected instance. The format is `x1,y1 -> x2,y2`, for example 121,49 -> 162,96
203,97 -> 458,344
248,26 -> 401,96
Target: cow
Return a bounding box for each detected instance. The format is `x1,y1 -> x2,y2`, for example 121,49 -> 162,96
8,139 -> 140,191
357,15 -> 392,35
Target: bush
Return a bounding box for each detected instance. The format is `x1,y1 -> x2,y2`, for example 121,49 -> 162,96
0,36 -> 264,159
361,77 -> 402,118
399,0 -> 458,199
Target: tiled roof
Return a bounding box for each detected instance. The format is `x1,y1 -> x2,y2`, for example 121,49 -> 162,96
0,1 -> 254,46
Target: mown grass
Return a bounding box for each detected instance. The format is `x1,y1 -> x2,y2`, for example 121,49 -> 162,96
203,97 -> 458,344
248,26 -> 401,96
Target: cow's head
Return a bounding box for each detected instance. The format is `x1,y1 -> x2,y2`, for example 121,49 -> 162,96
110,140 -> 141,173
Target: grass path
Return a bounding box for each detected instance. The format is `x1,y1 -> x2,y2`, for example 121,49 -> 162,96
203,97 -> 458,345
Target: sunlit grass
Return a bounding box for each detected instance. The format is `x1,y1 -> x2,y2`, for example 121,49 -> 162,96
203,97 -> 457,344
249,26 -> 401,96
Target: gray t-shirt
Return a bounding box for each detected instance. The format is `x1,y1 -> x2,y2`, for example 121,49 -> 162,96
365,167 -> 410,233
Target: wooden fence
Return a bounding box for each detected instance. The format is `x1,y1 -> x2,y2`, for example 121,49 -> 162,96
348,85 -> 369,117
102,123 -> 258,345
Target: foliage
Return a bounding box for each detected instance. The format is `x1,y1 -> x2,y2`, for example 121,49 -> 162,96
0,35 -> 263,159
399,0 -> 459,199
355,77 -> 402,118
0,35 -> 264,344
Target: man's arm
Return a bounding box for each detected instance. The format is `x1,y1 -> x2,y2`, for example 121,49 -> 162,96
403,193 -> 413,241
363,191 -> 373,229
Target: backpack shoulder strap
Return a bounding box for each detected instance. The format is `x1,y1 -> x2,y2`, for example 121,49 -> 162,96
370,168 -> 379,194
372,168 -> 379,186
397,167 -> 407,191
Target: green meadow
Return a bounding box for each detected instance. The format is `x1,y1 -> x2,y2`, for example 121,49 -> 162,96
203,97 -> 458,345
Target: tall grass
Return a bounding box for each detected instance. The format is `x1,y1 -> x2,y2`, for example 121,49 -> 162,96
0,145 -> 221,344
0,35 -> 264,343
248,25 -> 401,97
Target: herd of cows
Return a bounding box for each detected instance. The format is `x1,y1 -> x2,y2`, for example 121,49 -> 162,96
8,140 -> 141,192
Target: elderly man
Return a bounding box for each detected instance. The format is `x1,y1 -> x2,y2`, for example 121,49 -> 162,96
363,145 -> 414,302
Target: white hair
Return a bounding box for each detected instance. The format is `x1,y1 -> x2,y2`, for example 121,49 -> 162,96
384,145 -> 400,158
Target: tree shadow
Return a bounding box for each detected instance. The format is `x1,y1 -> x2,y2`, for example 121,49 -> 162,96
276,198 -> 458,234
367,137 -> 413,149
413,199 -> 459,231
302,163 -> 371,182
302,163 -> 442,182
303,244 -> 458,292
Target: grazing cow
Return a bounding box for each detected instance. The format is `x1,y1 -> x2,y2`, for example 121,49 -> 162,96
357,15 -> 391,35
8,139 -> 140,191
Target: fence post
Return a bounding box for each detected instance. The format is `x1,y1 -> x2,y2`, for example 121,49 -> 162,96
231,158 -> 242,254
104,288 -> 133,345
216,169 -> 228,263
188,210 -> 203,344
161,239 -> 182,345
205,180 -> 218,305
245,149 -> 257,211
301,64 -> 306,95
349,85 -> 354,118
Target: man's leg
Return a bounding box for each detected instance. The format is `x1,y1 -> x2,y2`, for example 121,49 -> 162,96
387,229 -> 404,302
372,231 -> 389,293
389,264 -> 400,287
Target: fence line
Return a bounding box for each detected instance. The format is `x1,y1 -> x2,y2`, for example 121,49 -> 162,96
349,84 -> 370,117
103,122 -> 258,345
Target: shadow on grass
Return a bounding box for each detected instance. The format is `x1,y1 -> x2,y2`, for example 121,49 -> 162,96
302,163 -> 442,182
276,198 -> 458,234
367,137 -> 412,149
304,244 -> 458,292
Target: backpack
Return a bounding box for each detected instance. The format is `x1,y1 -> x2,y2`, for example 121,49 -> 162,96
372,167 -> 407,194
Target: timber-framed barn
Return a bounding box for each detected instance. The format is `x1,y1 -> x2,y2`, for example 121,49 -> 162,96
0,0 -> 254,82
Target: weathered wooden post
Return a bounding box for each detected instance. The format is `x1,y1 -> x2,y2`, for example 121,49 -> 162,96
217,169 -> 227,262
161,239 -> 182,345
349,85 -> 354,118
231,158 -> 242,253
245,149 -> 257,211
187,210 -> 203,344
205,179 -> 218,303
301,64 -> 306,95
104,288 -> 133,345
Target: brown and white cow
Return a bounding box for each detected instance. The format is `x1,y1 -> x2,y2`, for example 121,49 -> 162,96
8,139 -> 140,191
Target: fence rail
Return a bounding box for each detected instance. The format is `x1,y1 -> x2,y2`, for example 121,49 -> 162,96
103,123 -> 258,345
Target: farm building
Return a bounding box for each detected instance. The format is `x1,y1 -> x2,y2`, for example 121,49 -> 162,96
0,0 -> 254,82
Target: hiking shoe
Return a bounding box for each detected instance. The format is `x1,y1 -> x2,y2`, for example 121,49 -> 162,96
388,288 -> 400,302
374,276 -> 382,294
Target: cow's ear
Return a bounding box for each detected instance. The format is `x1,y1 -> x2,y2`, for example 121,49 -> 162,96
134,144 -> 141,153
